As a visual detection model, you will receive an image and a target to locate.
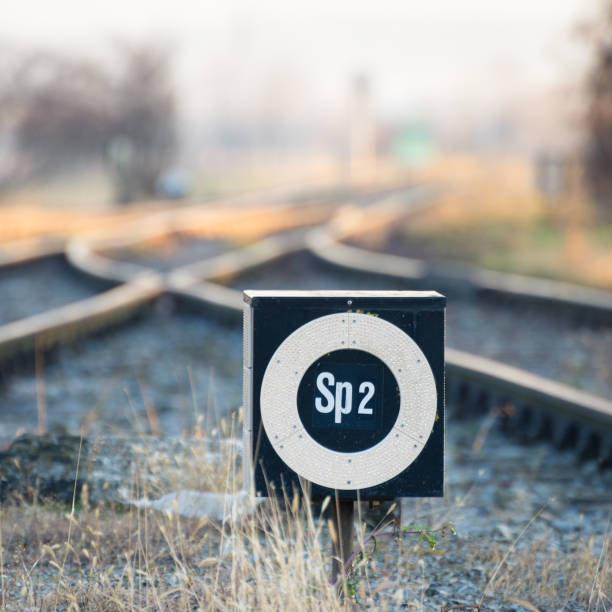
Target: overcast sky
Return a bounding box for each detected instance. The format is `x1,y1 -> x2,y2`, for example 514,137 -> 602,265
0,0 -> 598,124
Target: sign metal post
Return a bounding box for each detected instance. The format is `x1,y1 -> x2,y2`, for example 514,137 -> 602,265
331,497 -> 355,582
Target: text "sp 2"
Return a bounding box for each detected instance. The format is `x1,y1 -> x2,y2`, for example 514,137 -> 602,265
315,371 -> 375,424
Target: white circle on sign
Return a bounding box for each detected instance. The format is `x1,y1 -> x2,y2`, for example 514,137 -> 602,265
260,312 -> 437,490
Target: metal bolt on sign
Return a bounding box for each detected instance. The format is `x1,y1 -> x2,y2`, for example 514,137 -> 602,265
242,290 -> 445,579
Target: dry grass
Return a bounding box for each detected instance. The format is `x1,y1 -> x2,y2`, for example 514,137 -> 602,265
0,493 -> 342,610
0,463 -> 371,611
469,533 -> 612,611
390,154 -> 612,289
0,423 -> 341,611
410,154 -> 543,227
0,154 -> 420,247
1,429 -> 611,611
1,401 -> 610,612
0,404 -> 345,611
0,406 -> 441,611
0,203 -> 158,244
0,201 -> 329,247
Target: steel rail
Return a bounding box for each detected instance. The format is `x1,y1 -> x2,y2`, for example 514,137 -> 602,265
0,182 -> 398,366
0,186 -> 610,466
48,185 -> 420,346
0,236 -> 66,268
0,276 -> 162,359
0,198 -> 332,362
0,188 -> 334,361
429,263 -> 612,322
309,211 -> 612,322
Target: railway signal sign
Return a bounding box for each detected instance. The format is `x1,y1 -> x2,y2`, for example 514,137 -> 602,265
243,290 -> 445,500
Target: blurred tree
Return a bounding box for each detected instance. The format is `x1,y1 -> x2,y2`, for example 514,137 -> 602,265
0,48 -> 113,185
585,1 -> 612,216
0,41 -> 176,204
108,43 -> 177,203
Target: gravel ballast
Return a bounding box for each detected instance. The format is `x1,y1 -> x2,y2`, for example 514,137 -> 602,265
0,307 -> 242,446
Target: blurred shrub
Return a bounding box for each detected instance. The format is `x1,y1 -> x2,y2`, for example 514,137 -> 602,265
0,41 -> 176,203
586,1 -> 612,217
108,43 -> 177,203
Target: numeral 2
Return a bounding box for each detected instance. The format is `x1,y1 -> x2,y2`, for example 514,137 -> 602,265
358,381 -> 375,414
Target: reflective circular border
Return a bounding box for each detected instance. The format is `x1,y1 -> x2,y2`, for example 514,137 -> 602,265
260,312 -> 437,490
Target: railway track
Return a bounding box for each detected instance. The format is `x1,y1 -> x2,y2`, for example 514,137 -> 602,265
0,185 -> 610,471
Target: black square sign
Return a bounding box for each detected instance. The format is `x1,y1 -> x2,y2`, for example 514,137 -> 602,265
243,290 -> 445,500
